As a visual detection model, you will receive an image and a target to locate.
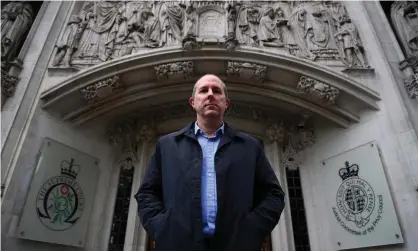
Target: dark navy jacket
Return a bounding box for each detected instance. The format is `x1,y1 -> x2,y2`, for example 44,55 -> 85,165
135,122 -> 285,251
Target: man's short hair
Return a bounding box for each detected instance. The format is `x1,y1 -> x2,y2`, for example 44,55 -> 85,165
192,74 -> 228,98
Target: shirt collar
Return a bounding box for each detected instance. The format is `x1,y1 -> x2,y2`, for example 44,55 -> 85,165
194,121 -> 224,136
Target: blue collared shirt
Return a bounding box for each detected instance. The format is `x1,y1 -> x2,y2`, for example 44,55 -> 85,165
195,122 -> 224,236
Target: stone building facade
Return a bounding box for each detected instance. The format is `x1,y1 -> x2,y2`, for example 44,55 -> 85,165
1,1 -> 418,251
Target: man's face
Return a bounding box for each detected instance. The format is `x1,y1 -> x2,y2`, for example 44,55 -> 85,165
189,75 -> 230,119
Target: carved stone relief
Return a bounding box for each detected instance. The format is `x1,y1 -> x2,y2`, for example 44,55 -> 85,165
265,123 -> 286,144
1,1 -> 35,104
404,73 -> 418,99
1,69 -> 19,99
226,61 -> 267,82
391,2 -> 418,100
1,1 -> 34,70
108,118 -> 156,151
282,126 -> 316,170
391,1 -> 418,59
50,1 -> 370,71
297,75 -> 340,104
155,61 -> 194,81
80,75 -> 121,101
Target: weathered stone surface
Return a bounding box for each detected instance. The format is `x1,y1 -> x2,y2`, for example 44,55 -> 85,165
155,61 -> 194,81
80,75 -> 121,101
226,61 -> 267,82
1,69 -> 19,99
1,1 -> 34,70
404,73 -> 418,99
297,76 -> 340,104
391,1 -> 418,59
51,1 -> 370,70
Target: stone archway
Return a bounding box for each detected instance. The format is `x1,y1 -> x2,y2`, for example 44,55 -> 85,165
40,46 -> 379,251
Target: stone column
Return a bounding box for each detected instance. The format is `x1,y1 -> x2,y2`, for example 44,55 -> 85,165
122,124 -> 156,251
107,119 -> 156,251
263,123 -> 294,251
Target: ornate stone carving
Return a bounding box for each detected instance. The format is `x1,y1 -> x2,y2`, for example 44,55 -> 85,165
297,76 -> 340,104
1,1 -> 34,70
334,14 -> 369,68
290,1 -> 339,60
108,118 -> 156,151
226,61 -> 267,82
51,1 -> 368,70
265,123 -> 286,144
1,68 -> 19,98
404,73 -> 418,99
80,75 -> 121,101
155,61 -> 194,81
282,126 -> 316,170
391,1 -> 418,59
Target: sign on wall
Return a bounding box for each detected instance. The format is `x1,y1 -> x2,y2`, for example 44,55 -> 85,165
321,141 -> 404,250
18,138 -> 100,247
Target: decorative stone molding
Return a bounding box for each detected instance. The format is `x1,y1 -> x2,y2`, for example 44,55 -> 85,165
297,76 -> 340,105
265,123 -> 286,145
107,118 -> 156,151
1,2 -> 34,71
399,56 -> 418,72
155,61 -> 194,81
282,127 -> 316,170
1,69 -> 19,99
404,73 -> 418,100
390,2 -> 418,60
49,1 -> 370,70
80,75 -> 121,101
226,61 -> 267,82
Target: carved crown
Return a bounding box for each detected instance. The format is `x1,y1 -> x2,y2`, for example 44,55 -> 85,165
338,161 -> 359,180
61,158 -> 80,179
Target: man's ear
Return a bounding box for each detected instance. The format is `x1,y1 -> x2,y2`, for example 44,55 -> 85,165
189,97 -> 195,108
225,98 -> 231,108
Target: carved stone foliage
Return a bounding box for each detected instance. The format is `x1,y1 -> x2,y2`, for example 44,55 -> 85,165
282,127 -> 316,170
391,1 -> 418,60
226,61 -> 267,82
51,1 -> 369,70
1,69 -> 19,98
80,75 -> 121,101
155,61 -> 194,81
265,123 -> 286,144
1,1 -> 34,71
404,73 -> 418,99
107,118 -> 156,151
297,76 -> 340,104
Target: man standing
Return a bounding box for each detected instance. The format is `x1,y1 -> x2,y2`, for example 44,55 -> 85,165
135,74 -> 285,251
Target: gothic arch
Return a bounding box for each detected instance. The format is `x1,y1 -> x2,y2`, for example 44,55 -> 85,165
41,48 -> 380,129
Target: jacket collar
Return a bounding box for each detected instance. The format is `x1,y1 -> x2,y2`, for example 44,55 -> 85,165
174,121 -> 242,141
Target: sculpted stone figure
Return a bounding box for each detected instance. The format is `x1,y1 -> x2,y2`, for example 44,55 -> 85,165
290,1 -> 337,60
391,1 -> 418,59
334,14 -> 368,68
258,7 -> 283,47
160,3 -> 184,46
140,6 -> 161,48
276,7 -> 299,55
53,15 -> 84,66
236,4 -> 261,46
72,1 -> 122,63
1,1 -> 33,68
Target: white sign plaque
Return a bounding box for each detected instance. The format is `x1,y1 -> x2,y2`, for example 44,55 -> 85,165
321,141 -> 404,250
17,138 -> 99,247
